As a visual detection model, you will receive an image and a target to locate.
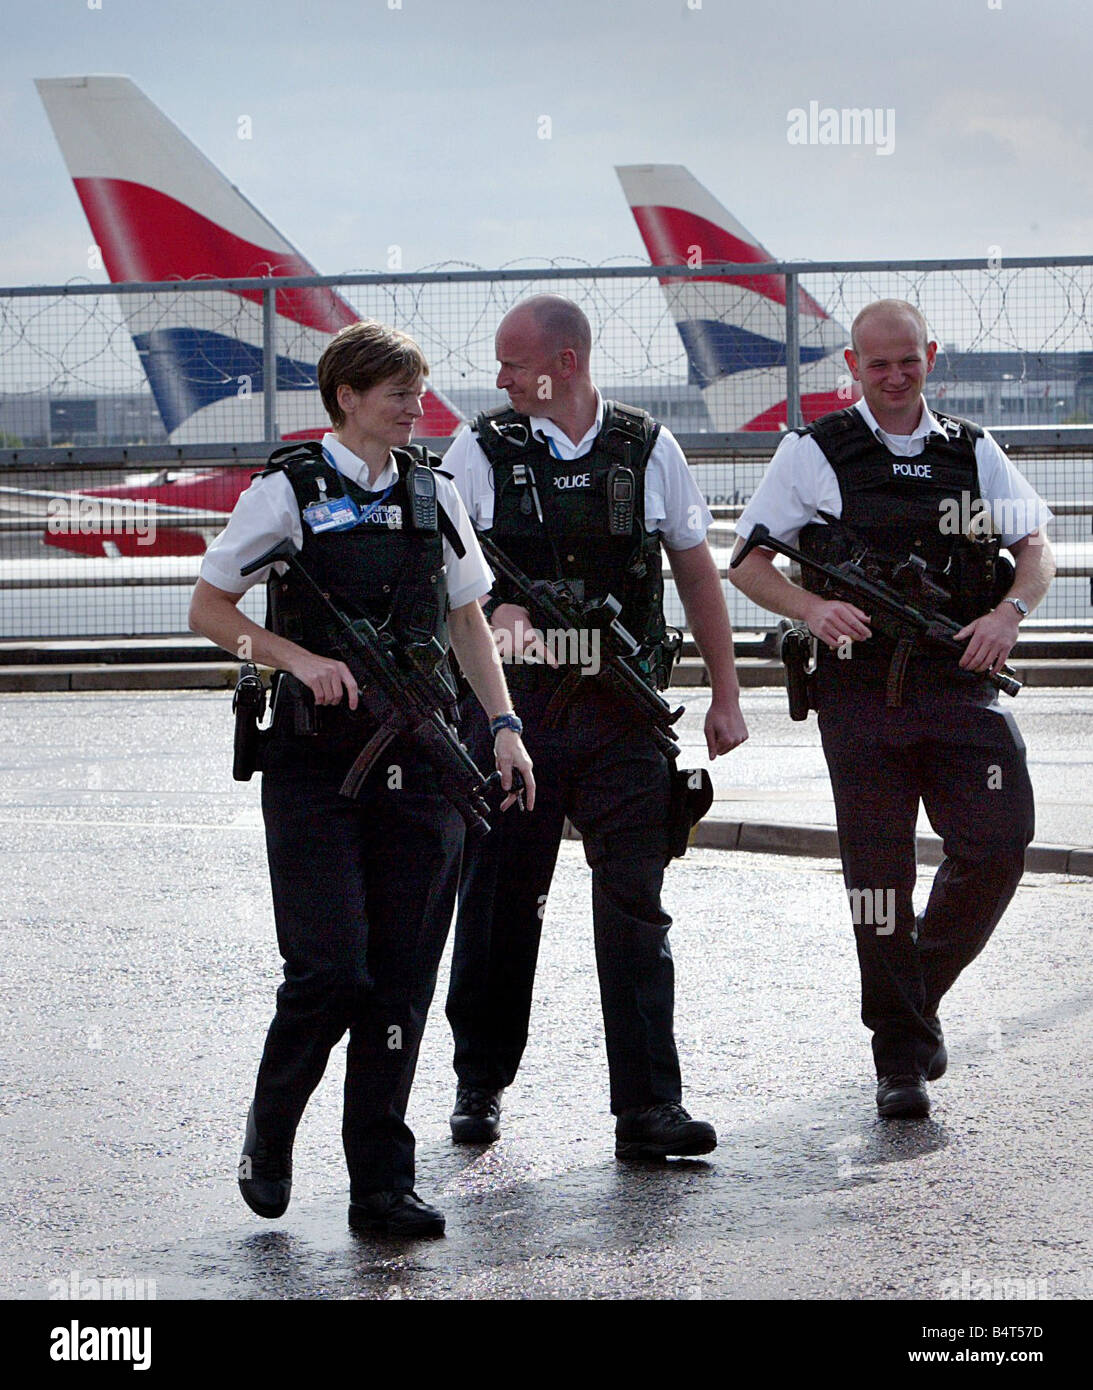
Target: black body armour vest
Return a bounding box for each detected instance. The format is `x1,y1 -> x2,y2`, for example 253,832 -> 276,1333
262,443 -> 456,701
796,407 -> 994,648
473,401 -> 668,676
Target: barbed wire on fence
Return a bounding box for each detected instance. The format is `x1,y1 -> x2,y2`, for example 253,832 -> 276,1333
2,259 -> 1092,443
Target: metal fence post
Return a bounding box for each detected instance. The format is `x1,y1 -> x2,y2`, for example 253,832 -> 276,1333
262,284 -> 277,441
784,272 -> 802,429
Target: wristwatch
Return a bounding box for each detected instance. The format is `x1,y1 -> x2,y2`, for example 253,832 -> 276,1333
1001,596 -> 1029,619
489,712 -> 524,738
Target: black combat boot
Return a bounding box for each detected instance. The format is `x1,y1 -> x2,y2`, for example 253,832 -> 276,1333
238,1104 -> 293,1218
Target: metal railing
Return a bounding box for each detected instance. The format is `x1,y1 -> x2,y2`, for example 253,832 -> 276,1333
1,258 -> 1090,639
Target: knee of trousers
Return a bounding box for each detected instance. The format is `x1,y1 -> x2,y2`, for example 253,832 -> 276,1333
583,828 -> 671,931
583,824 -> 670,871
278,957 -> 370,1016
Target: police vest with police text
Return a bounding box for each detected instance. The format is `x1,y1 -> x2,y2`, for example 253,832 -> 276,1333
472,401 -> 666,655
261,441 -> 458,669
796,406 -> 990,627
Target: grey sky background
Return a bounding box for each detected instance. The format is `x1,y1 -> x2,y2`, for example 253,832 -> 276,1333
2,0 -> 1091,285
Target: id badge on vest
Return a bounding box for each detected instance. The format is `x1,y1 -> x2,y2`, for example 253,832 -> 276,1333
302,446 -> 363,533
301,494 -> 362,533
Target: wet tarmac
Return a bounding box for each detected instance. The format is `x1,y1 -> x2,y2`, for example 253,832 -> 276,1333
0,689 -> 1090,1300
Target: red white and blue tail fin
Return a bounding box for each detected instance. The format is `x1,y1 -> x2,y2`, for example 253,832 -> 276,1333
616,164 -> 853,430
35,76 -> 461,442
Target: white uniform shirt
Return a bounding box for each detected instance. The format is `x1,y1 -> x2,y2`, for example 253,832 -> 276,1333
442,389 -> 712,551
200,432 -> 493,611
736,398 -> 1052,549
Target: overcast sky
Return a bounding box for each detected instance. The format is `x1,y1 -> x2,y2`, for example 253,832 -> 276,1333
3,0 -> 1092,286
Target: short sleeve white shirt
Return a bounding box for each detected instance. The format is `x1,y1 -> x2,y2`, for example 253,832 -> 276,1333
442,389 -> 712,551
199,433 -> 493,611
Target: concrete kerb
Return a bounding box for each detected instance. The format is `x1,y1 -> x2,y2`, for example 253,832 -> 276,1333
2,664 -> 1089,877
564,818 -> 1093,878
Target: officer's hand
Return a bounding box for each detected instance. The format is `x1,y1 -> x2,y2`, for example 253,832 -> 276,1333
804,597 -> 872,651
287,650 -> 359,709
705,699 -> 749,758
493,729 -> 536,811
953,607 -> 1021,674
489,603 -> 559,668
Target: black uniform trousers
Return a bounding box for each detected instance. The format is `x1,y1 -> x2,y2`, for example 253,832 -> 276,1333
254,735 -> 463,1197
445,670 -> 682,1114
815,655 -> 1035,1078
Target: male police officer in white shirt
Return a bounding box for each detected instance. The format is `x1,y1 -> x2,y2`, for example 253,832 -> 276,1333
731,299 -> 1055,1120
443,294 -> 748,1158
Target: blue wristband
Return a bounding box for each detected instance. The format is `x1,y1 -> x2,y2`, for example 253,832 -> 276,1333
489,713 -> 524,738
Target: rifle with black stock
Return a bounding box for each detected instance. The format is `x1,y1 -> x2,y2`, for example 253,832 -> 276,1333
473,527 -> 684,761
730,516 -> 1022,699
240,538 -> 505,837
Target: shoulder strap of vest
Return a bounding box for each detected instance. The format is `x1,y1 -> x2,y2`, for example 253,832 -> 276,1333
471,405 -> 535,470
928,410 -> 984,444
256,439 -> 324,477
793,405 -> 863,447
257,439 -> 344,508
392,445 -> 466,558
598,400 -> 660,471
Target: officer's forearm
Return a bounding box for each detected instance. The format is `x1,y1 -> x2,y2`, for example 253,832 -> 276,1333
1005,531 -> 1056,614
448,600 -> 516,719
667,541 -> 741,702
728,543 -> 819,625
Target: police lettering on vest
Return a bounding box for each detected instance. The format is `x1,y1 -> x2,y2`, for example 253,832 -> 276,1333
259,441 -> 455,693
795,406 -> 1007,636
471,402 -> 674,684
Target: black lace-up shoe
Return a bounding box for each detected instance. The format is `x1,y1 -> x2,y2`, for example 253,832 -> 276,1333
238,1104 -> 293,1218
450,1085 -> 503,1144
926,1018 -> 948,1081
615,1102 -> 717,1160
876,1073 -> 931,1119
348,1191 -> 446,1238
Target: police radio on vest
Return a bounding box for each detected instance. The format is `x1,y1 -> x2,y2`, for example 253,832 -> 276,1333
892,462 -> 932,479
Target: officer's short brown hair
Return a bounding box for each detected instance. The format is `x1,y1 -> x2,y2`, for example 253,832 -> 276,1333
317,321 -> 429,427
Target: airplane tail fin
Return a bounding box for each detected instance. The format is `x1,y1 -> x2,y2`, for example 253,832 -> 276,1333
616,164 -> 853,429
35,76 -> 461,442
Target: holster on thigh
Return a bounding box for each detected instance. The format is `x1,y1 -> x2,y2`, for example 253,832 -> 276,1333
666,767 -> 714,863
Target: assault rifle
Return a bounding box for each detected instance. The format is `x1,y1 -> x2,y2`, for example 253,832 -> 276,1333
474,528 -> 684,760
240,538 -> 505,837
730,516 -> 1022,698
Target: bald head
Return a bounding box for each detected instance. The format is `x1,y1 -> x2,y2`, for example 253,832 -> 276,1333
850,300 -> 930,357
501,295 -> 592,364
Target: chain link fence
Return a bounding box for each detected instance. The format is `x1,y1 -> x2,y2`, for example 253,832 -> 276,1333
0,259 -> 1089,639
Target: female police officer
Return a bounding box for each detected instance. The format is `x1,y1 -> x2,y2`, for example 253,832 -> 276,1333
189,321 -> 533,1238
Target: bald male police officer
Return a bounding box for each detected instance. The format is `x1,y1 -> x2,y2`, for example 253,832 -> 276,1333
731,300 -> 1055,1119
443,295 -> 749,1158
